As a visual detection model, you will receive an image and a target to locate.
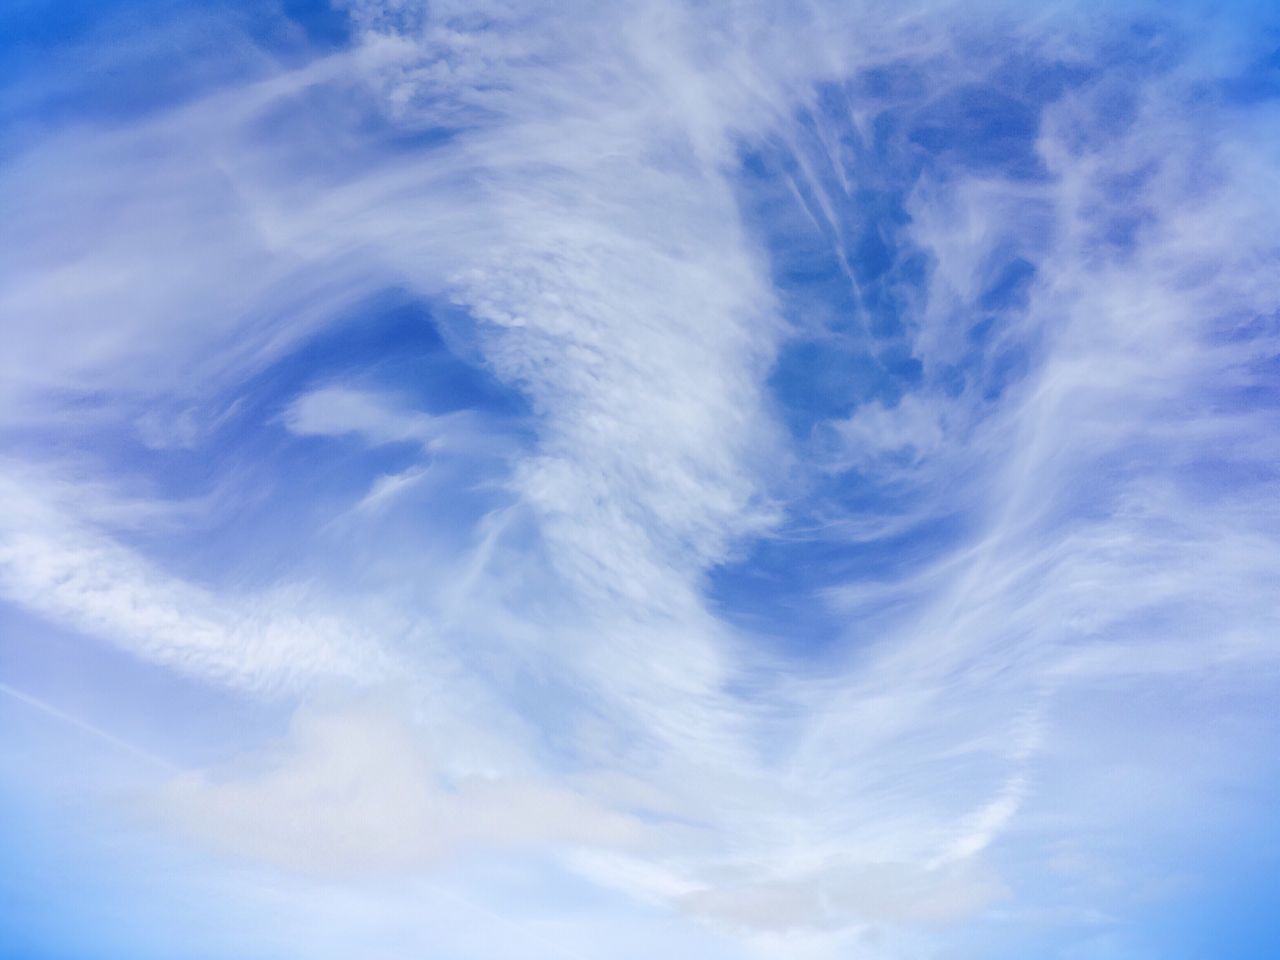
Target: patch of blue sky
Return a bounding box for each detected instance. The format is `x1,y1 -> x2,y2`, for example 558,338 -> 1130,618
0,785 -> 295,960
709,508 -> 974,661
0,679 -> 255,960
932,667 -> 1280,958
712,54 -> 1074,652
1219,44 -> 1280,104
1,287 -> 530,594
710,8 -> 1280,666
0,0 -> 329,138
0,604 -> 290,769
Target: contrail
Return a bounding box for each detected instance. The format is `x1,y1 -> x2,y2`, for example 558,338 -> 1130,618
0,680 -> 180,773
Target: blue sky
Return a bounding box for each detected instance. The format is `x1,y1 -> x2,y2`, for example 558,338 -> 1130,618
2,1 -> 1280,957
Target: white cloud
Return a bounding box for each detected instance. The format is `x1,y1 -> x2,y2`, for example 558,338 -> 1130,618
283,386 -> 444,447
354,466 -> 433,513
159,700 -> 650,874
0,465 -> 387,692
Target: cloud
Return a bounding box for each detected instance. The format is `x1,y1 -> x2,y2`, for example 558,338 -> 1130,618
159,700 -> 650,874
283,386 -> 445,447
678,860 -> 1007,932
3,1 -> 1280,958
0,464 -> 388,692
353,466 -> 433,513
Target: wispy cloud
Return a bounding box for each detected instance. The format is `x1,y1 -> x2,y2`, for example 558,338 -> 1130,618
2,1 -> 1279,958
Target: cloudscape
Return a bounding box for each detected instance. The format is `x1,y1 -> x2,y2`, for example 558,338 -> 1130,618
2,1 -> 1279,958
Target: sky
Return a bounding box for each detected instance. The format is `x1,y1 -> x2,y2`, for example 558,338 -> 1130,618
2,1 -> 1279,958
